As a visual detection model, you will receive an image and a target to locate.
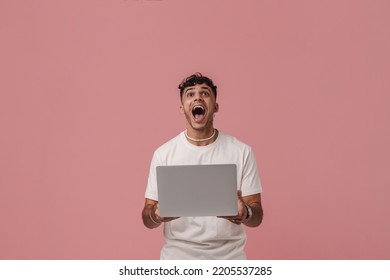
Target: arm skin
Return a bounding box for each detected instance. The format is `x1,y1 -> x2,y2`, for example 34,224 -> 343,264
142,192 -> 263,228
142,198 -> 178,229
219,191 -> 263,227
241,192 -> 263,227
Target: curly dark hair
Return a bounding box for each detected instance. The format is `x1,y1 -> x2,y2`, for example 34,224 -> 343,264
178,73 -> 218,100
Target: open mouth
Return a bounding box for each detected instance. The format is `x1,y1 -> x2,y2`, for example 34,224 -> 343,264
192,105 -> 206,122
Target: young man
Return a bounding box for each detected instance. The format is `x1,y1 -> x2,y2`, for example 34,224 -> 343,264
142,73 -> 263,259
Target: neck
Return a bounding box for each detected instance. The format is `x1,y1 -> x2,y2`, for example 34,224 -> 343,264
185,128 -> 218,146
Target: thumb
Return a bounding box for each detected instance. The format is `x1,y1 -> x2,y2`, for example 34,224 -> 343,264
237,189 -> 243,200
154,203 -> 161,219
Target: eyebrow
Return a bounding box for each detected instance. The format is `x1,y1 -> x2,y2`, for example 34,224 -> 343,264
184,86 -> 211,94
184,87 -> 195,94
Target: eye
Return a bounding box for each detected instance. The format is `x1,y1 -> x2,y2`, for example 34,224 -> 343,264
187,92 -> 194,97
202,91 -> 210,96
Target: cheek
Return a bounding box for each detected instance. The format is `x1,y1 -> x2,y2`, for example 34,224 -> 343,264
183,101 -> 191,110
180,103 -> 190,114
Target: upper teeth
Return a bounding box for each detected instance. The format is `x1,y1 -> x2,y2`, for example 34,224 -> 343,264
194,105 -> 204,110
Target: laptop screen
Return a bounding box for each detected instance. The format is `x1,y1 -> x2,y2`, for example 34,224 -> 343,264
156,164 -> 237,217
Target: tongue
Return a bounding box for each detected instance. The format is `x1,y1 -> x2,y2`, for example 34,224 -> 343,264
194,114 -> 205,122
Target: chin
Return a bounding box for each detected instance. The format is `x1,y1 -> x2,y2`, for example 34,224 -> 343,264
191,122 -> 211,131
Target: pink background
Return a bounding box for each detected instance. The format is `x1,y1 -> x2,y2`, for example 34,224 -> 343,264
1,0 -> 389,259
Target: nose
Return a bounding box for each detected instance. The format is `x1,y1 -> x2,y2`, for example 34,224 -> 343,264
194,92 -> 203,101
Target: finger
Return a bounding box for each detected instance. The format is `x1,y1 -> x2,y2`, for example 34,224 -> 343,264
218,216 -> 243,224
217,215 -> 238,219
160,216 -> 179,222
230,218 -> 243,225
237,189 -> 242,199
155,206 -> 166,222
238,202 -> 247,217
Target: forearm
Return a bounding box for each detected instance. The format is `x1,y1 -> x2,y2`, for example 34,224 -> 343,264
244,201 -> 263,227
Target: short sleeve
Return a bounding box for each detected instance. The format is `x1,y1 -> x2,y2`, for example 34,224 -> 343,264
240,147 -> 262,197
145,151 -> 160,201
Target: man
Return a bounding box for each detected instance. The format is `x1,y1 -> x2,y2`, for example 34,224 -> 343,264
142,73 -> 263,259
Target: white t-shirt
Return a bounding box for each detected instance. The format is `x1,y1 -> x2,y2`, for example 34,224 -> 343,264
145,130 -> 262,259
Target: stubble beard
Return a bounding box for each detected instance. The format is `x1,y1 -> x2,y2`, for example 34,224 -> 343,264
184,110 -> 214,132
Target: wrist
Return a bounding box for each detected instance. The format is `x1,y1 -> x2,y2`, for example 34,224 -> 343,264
149,205 -> 161,225
243,203 -> 253,224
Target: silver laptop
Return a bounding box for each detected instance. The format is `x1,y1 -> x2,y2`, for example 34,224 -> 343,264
156,164 -> 237,217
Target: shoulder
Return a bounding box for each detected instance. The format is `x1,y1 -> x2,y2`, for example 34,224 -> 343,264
153,132 -> 184,156
218,131 -> 253,152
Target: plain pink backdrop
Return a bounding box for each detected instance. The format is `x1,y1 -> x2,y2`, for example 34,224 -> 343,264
1,0 -> 389,259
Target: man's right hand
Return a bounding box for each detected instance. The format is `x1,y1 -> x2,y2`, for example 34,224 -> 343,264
153,203 -> 178,223
142,199 -> 178,229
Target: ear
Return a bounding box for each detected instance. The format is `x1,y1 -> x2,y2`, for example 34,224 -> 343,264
179,104 -> 184,114
214,102 -> 219,113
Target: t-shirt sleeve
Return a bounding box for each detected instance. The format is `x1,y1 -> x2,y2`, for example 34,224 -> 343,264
145,151 -> 159,201
240,147 -> 263,197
